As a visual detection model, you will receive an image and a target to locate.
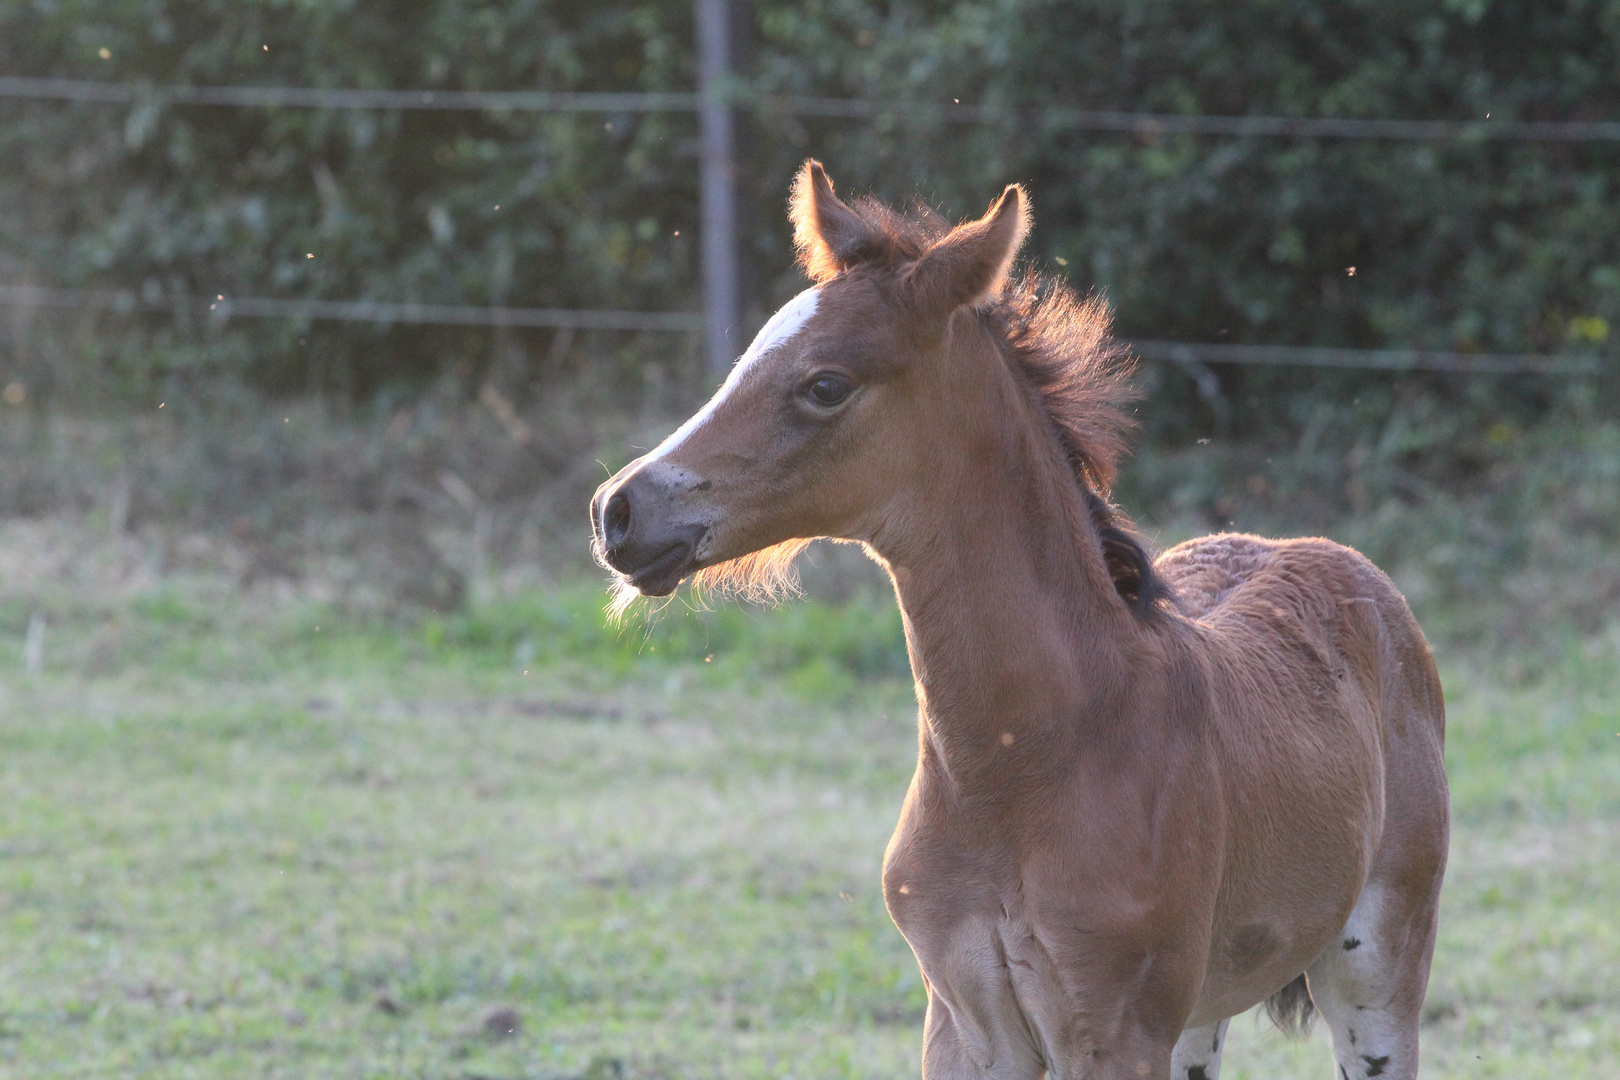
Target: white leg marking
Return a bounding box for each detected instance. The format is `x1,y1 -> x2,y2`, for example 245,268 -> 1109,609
646,286 -> 820,461
1170,1018 -> 1230,1080
1308,888 -> 1418,1080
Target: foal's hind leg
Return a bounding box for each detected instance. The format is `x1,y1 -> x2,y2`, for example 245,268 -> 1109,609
1169,1018 -> 1230,1080
1308,611 -> 1448,1080
1305,880 -> 1440,1080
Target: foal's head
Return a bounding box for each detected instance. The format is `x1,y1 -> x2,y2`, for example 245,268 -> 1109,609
593,161 -> 1158,612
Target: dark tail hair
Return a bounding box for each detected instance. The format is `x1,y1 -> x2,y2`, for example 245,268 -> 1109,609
1264,973 -> 1316,1035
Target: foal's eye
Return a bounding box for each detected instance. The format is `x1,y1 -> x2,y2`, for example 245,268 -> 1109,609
807,373 -> 854,407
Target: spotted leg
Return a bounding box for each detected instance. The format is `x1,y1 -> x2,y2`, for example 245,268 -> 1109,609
1169,1018 -> 1230,1080
1305,881 -> 1439,1080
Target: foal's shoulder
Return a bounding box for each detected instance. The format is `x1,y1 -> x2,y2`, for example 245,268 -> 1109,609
1155,532 -> 1383,620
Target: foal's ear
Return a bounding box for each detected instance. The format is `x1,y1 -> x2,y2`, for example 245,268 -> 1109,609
791,160 -> 872,283
904,184 -> 1030,317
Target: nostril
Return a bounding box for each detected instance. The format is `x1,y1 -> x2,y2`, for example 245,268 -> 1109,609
602,490 -> 632,548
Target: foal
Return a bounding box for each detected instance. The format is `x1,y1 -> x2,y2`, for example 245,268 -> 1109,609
593,161 -> 1448,1080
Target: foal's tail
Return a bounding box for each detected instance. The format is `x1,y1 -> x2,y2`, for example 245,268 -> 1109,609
1264,973 -> 1316,1035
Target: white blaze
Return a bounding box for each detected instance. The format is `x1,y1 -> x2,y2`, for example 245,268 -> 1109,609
647,286 -> 820,460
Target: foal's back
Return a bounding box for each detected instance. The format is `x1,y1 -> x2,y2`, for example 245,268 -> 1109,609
1157,532 -> 1444,775
1154,533 -> 1448,1077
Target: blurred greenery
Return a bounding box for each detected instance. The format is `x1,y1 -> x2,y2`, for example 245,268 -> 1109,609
3,388 -> 1618,660
2,0 -> 1617,426
0,570 -> 910,700
3,0 -> 1619,657
0,0 -> 705,406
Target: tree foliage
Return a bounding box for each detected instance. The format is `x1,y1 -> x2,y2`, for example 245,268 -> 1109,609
1,0 -> 702,404
2,0 -> 1617,426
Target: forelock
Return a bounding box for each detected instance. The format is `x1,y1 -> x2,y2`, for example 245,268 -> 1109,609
794,195 -> 950,281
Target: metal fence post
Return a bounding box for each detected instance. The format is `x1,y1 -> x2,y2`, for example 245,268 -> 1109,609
696,0 -> 739,379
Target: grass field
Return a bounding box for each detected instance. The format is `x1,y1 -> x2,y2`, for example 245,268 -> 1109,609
1,559 -> 1617,1078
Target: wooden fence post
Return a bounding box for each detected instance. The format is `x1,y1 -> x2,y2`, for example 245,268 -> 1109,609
696,0 -> 739,378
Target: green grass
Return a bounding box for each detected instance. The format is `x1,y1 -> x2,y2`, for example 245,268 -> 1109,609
0,579 -> 1615,1078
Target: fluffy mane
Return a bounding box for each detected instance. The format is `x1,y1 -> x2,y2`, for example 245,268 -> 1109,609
792,188 -> 951,282
989,274 -> 1174,614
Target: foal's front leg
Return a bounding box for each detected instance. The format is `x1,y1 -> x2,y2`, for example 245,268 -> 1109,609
916,944 -> 1192,1080
920,984 -> 1046,1080
911,915 -> 1047,1080
920,974 -> 1182,1080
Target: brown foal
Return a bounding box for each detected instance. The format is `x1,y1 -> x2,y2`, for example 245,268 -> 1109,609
592,161 -> 1448,1080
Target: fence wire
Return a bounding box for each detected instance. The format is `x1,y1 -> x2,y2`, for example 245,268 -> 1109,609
1132,340 -> 1602,375
0,285 -> 703,334
1,286 -> 1601,374
5,76 -> 1620,141
3,76 -> 1617,372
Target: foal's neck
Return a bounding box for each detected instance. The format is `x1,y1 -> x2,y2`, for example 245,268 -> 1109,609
878,323 -> 1137,795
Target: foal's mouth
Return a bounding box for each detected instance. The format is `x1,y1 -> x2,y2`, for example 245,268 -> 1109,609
623,537 -> 701,597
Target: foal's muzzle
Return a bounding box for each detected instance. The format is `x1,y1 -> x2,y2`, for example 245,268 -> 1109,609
591,468 -> 708,597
